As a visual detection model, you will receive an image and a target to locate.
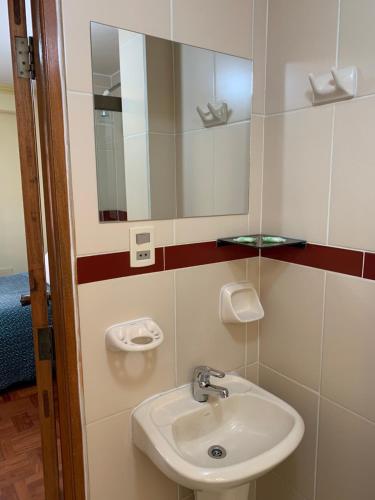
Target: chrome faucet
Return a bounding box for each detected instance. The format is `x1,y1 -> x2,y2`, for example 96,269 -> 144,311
192,366 -> 229,403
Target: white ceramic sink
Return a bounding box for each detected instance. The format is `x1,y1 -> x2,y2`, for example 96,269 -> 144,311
132,374 -> 304,500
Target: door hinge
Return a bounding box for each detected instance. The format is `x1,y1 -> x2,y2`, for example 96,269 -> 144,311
37,326 -> 54,361
15,36 -> 35,80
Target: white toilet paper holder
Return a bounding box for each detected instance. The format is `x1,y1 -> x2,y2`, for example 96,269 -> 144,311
219,282 -> 264,324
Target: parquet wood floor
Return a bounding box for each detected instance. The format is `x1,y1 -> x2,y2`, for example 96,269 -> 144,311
0,386 -> 44,500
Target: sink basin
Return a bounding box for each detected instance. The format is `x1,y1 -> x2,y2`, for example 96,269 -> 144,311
132,374 -> 304,500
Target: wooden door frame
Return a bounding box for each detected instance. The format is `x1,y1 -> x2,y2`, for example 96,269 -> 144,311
7,1 -> 60,498
27,0 -> 86,498
7,0 -> 85,497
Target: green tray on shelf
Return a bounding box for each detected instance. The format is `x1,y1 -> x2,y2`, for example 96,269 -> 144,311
217,234 -> 306,249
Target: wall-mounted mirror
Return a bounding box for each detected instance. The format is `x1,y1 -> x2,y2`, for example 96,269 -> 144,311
90,22 -> 253,222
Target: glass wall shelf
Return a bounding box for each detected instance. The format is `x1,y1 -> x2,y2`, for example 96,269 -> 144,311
217,234 -> 307,249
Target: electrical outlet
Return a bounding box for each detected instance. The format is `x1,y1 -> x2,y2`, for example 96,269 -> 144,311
130,227 -> 155,268
136,250 -> 151,261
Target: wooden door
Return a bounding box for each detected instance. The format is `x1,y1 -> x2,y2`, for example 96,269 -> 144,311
7,1 -> 61,498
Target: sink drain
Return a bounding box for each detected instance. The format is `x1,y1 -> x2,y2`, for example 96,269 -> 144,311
208,445 -> 227,459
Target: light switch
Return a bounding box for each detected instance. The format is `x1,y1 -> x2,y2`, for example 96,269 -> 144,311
130,227 -> 155,268
136,232 -> 151,245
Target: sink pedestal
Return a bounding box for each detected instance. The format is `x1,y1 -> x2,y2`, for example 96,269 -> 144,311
195,483 -> 250,500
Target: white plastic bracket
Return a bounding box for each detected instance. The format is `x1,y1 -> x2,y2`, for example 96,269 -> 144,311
219,282 -> 264,324
196,102 -> 229,127
308,66 -> 357,105
105,318 -> 164,352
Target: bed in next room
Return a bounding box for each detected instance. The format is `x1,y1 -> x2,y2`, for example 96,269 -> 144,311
0,272 -> 36,392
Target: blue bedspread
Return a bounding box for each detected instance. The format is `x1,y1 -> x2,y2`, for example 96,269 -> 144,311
0,273 -> 35,391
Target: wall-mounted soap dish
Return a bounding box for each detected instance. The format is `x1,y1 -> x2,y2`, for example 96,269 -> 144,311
217,234 -> 306,249
105,318 -> 164,352
220,282 -> 264,323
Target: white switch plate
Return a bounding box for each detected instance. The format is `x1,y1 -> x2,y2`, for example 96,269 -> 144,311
130,227 -> 155,268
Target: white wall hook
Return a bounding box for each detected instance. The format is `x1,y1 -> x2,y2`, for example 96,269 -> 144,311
219,282 -> 264,324
308,66 -> 357,105
196,102 -> 229,127
105,317 -> 164,352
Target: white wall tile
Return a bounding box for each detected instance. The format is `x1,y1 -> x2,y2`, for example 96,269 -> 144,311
78,272 -> 176,423
172,0 -> 253,58
146,36 -> 175,134
174,214 -> 249,245
178,485 -> 193,500
246,257 -> 260,365
329,96 -> 375,251
248,481 -> 256,500
215,54 -> 253,124
175,261 -> 247,384
245,363 -> 259,384
259,366 -> 319,500
257,469 -> 308,500
252,0 -> 268,115
262,106 -> 333,244
174,45 -> 215,133
176,129 -> 215,217
338,0 -> 375,98
249,115 -> 264,234
95,148 -> 116,211
260,259 -> 325,390
321,273 -> 375,422
61,0 -> 171,93
246,321 -> 259,368
149,133 -> 177,220
124,134 -> 151,220
214,122 -> 250,216
86,410 -> 177,500
266,0 -> 339,113
316,399 -> 375,500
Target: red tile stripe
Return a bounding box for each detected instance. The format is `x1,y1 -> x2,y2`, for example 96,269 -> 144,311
76,241 -> 373,285
77,247 -> 165,284
363,252 -> 375,280
76,242 -> 258,284
164,241 -> 258,270
99,210 -> 128,222
261,243 -> 363,277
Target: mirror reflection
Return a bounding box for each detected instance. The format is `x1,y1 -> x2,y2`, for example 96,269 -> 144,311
91,22 -> 253,222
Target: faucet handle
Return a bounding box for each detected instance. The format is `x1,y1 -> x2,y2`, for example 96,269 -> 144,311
207,367 -> 225,378
193,365 -> 225,381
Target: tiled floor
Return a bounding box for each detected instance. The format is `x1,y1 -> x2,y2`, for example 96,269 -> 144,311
0,385 -> 44,500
